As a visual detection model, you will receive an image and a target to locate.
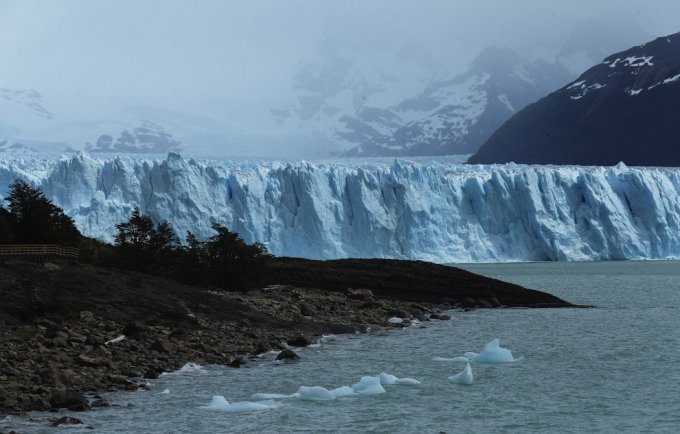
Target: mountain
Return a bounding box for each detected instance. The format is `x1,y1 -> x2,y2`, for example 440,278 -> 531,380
85,120 -> 182,154
3,153 -> 680,263
338,47 -> 571,156
274,35 -> 444,126
556,14 -> 652,76
469,32 -> 680,166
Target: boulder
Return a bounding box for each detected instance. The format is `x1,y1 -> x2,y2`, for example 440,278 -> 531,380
150,339 -> 176,353
79,311 -> 95,322
275,349 -> 300,361
347,288 -> 374,301
50,390 -> 90,411
122,321 -> 147,339
51,416 -> 84,427
286,336 -> 311,347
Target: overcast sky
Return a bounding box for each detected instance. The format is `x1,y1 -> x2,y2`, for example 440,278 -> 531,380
0,0 -> 678,109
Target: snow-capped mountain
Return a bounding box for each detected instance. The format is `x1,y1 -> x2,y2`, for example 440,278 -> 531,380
85,120 -> 181,154
3,153 -> 680,263
272,34 -> 446,134
0,88 -> 57,153
338,47 -> 571,156
555,13 -> 651,76
0,88 -> 53,120
469,32 -> 680,166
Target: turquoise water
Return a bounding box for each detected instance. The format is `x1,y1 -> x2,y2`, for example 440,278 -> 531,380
3,261 -> 680,433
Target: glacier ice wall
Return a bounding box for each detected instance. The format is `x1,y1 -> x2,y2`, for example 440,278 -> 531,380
2,152 -> 680,262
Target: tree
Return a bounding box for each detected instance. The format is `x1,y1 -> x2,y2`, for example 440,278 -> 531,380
114,208 -> 178,272
204,223 -> 270,289
3,179 -> 79,245
114,208 -> 155,248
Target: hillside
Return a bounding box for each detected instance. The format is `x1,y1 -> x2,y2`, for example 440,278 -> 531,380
469,32 -> 680,166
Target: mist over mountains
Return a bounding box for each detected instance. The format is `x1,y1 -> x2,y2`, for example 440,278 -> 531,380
0,12 -> 656,158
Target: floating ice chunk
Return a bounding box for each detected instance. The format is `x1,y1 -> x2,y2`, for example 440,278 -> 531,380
464,352 -> 478,360
250,393 -> 295,400
296,386 -> 336,401
449,363 -> 473,385
388,317 -> 403,324
351,376 -> 386,395
204,395 -> 279,412
329,386 -> 356,397
205,395 -> 230,410
433,356 -> 469,362
376,372 -> 421,386
378,372 -> 398,385
395,378 -> 421,385
471,339 -> 517,363
159,389 -> 170,394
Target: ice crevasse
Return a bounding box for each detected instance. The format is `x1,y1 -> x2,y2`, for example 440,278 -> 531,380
2,152 -> 680,263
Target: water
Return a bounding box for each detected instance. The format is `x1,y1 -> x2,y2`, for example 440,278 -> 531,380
3,261 -> 680,433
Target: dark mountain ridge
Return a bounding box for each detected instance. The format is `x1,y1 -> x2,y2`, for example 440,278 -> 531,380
469,32 -> 680,166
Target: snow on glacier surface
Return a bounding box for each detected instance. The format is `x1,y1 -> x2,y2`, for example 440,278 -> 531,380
3,153 -> 680,263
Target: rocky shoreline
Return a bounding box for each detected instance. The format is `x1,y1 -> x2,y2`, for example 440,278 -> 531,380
0,258 -> 573,420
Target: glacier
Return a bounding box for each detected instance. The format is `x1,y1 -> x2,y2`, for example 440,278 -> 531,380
2,152 -> 680,263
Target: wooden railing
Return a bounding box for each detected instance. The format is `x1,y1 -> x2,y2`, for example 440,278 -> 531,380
0,244 -> 80,263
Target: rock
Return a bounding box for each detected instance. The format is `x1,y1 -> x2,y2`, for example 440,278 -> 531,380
299,303 -> 315,316
77,354 -> 115,369
43,262 -> 61,271
461,297 -> 477,308
430,313 -> 451,321
91,398 -> 109,408
347,288 -> 374,301
477,299 -> 493,309
38,368 -> 74,387
144,367 -> 163,379
386,308 -> 410,318
122,321 -> 147,339
79,311 -> 95,322
254,340 -> 270,354
50,390 -> 90,411
275,349 -> 300,361
227,357 -> 246,368
286,336 -> 311,347
85,335 -> 106,346
51,416 -> 84,427
150,339 -> 176,353
359,300 -> 383,309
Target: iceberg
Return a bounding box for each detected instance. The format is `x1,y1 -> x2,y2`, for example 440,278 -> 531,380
296,386 -> 336,401
433,356 -> 470,362
470,339 -> 517,363
4,153 -> 680,262
449,363 -> 474,385
377,372 -> 421,385
203,395 -> 279,412
351,376 -> 386,395
250,393 -> 295,400
329,386 -> 357,397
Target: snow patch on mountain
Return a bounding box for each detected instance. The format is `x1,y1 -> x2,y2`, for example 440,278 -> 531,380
3,153 -> 680,263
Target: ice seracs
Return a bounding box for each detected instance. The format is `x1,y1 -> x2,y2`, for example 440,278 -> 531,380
6,153 -> 680,263
449,363 -> 474,385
